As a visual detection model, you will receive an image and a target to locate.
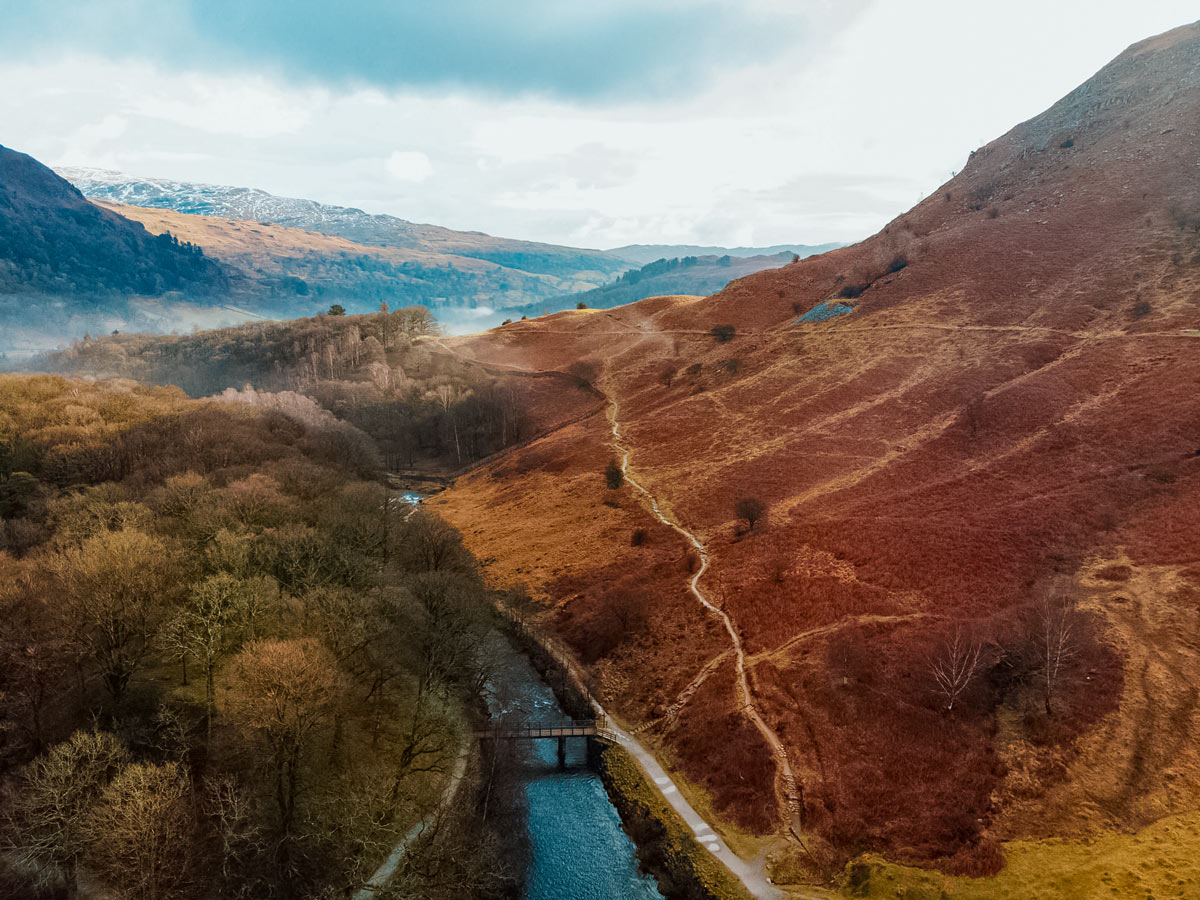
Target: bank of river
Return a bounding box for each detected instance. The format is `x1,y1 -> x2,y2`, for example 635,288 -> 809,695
484,630 -> 664,900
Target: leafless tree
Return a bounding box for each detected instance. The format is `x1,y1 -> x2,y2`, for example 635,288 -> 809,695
162,573 -> 273,740
1034,596 -> 1078,716
398,510 -> 473,573
202,776 -> 266,894
52,528 -> 180,701
928,626 -> 985,711
83,761 -> 195,900
9,730 -> 128,896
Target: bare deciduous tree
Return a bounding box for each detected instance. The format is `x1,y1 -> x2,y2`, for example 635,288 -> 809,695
202,775 -> 266,893
163,573 -> 274,739
10,730 -> 128,896
52,528 -> 179,701
928,626 -> 985,711
398,510 -> 473,573
83,761 -> 194,900
1034,596 -> 1078,716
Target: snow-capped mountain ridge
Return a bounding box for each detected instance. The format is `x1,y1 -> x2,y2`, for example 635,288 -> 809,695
55,167 -> 625,279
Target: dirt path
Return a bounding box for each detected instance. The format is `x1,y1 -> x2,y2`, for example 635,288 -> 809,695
605,393 -> 806,840
425,335 -> 819,898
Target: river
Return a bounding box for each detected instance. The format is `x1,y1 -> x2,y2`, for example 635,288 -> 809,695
483,631 -> 663,900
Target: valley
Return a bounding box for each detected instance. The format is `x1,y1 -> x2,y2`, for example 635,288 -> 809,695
3,9 -> 1200,900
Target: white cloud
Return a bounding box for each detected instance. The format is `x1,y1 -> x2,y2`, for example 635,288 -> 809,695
1,2 -> 1196,249
385,150 -> 434,182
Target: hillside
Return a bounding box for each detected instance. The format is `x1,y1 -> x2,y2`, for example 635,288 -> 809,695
60,167 -> 627,280
421,21 -> 1200,892
95,199 -> 575,326
510,252 -> 796,318
43,306 -> 594,476
0,146 -> 229,350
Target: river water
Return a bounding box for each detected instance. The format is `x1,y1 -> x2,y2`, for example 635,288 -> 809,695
484,631 -> 663,900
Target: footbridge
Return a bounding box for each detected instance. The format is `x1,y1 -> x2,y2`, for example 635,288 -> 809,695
476,717 -> 619,766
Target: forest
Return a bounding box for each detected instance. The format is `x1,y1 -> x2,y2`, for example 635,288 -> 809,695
45,306 -> 531,473
0,375 -> 524,899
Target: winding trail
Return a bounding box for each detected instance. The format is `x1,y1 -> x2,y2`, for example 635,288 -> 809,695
424,335 -> 822,898
605,394 -> 805,839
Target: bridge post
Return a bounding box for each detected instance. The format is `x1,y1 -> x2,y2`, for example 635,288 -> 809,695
557,736 -> 567,769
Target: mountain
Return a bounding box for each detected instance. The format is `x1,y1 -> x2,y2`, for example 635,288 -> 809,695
0,147 -> 226,297
59,167 -> 627,280
418,21 -> 1200,891
92,199 -> 593,329
509,251 -> 797,318
0,145 -> 233,356
607,241 -> 843,267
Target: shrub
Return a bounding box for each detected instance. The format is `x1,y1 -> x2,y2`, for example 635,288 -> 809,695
1059,138 -> 1075,148
734,496 -> 765,532
836,283 -> 865,299
631,528 -> 648,547
886,255 -> 908,274
710,324 -> 736,343
605,460 -> 623,490
576,301 -> 588,310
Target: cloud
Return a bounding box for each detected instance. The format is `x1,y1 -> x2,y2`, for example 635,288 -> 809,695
3,1 -> 1198,252
0,0 -> 868,101
385,150 -> 434,182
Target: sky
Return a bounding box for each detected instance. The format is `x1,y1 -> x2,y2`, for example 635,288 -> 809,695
1,1 -> 1196,249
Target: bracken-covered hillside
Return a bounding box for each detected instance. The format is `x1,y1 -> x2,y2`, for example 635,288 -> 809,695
426,21 -> 1200,888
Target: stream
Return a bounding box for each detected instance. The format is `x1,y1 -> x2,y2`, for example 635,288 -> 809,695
483,631 -> 663,900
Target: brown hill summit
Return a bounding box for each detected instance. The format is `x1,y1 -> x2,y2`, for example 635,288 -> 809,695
428,21 -> 1200,886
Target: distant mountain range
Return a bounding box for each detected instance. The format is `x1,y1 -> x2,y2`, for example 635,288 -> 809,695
58,167 -> 627,280
607,242 -> 842,267
0,148 -> 225,299
511,251 -> 799,318
0,155 -> 841,352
